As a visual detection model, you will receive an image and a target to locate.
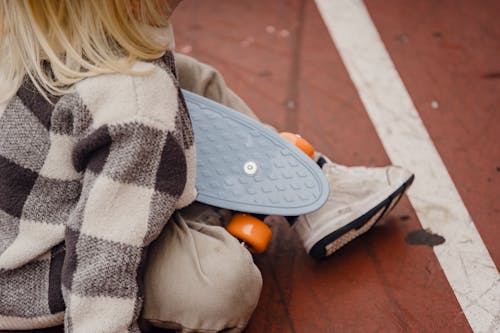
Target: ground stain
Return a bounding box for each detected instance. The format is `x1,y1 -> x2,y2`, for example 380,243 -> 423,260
432,32 -> 443,39
395,33 -> 409,43
399,215 -> 411,221
258,70 -> 272,77
482,72 -> 500,79
405,229 -> 445,247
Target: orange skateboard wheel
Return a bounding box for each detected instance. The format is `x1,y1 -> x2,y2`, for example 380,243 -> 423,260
280,132 -> 315,159
226,213 -> 272,254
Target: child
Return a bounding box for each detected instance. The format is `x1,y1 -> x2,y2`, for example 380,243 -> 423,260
0,1 -> 413,332
0,1 -> 261,332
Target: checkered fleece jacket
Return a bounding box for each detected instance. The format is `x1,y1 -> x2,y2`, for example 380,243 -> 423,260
0,52 -> 197,332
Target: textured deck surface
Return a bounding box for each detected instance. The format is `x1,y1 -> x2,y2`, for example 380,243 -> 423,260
3,0 -> 498,332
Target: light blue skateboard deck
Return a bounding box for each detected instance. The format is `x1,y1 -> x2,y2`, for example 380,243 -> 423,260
183,90 -> 329,216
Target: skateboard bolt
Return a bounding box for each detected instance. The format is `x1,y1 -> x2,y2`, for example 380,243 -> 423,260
244,161 -> 257,175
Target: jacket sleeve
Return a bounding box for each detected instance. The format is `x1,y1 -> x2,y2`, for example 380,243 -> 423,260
62,62 -> 191,333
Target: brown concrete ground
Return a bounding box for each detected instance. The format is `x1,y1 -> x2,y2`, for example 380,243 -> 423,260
4,0 -> 498,332
169,1 -> 498,331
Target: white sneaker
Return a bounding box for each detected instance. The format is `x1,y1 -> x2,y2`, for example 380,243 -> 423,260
292,157 -> 414,259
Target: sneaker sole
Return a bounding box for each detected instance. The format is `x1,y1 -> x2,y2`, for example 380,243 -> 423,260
309,174 -> 415,259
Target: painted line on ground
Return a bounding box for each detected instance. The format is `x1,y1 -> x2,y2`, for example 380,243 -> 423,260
314,0 -> 500,331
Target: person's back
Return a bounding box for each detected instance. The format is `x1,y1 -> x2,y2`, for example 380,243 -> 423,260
0,1 -> 197,331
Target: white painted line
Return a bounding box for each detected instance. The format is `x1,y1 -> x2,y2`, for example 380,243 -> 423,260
314,0 -> 500,331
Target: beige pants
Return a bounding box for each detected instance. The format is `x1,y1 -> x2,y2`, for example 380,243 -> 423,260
141,54 -> 263,333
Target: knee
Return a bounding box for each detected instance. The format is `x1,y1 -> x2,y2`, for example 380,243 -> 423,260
142,220 -> 262,332
212,236 -> 263,311
193,225 -> 263,329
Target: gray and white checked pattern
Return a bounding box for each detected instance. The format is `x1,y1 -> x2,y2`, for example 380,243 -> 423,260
0,51 -> 197,332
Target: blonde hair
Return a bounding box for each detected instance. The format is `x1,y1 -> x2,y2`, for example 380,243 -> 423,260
0,0 -> 178,102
